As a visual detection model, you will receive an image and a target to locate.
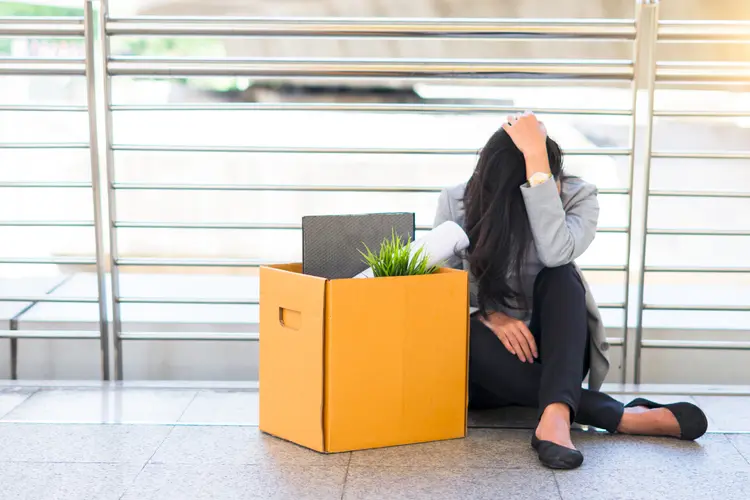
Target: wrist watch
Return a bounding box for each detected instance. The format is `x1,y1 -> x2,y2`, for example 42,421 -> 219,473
528,172 -> 552,187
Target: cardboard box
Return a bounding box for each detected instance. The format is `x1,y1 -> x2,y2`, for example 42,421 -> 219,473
259,263 -> 469,453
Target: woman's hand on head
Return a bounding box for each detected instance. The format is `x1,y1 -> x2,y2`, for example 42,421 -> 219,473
480,311 -> 538,363
502,111 -> 548,158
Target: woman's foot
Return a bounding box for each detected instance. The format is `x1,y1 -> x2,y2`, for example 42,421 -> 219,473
535,403 -> 576,449
533,403 -> 583,470
617,398 -> 708,440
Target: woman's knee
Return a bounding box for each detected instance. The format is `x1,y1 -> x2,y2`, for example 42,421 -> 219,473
534,263 -> 584,295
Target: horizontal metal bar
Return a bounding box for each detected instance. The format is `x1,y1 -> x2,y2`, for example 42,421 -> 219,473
0,330 -> 99,340
649,190 -> 750,199
580,265 -> 627,272
120,331 -> 259,341
651,151 -> 750,160
0,221 -> 94,228
0,16 -> 84,37
108,57 -> 634,81
594,302 -> 626,309
645,266 -> 750,274
115,221 -> 434,231
0,256 -> 95,265
641,340 -> 750,350
0,143 -> 89,150
115,257 -> 267,267
656,62 -> 750,84
114,221 -> 627,234
643,304 -> 750,312
0,181 -> 92,189
118,297 -> 258,305
0,105 -> 88,112
0,58 -> 86,76
110,102 -> 633,116
0,296 -> 97,303
653,110 -> 750,118
607,338 -> 625,347
113,258 -> 626,271
112,144 -> 630,156
107,17 -> 636,40
658,21 -> 750,43
647,229 -> 750,237
113,183 -> 446,193
112,182 -> 630,195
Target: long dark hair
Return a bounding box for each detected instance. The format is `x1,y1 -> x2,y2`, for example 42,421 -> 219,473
463,128 -> 564,317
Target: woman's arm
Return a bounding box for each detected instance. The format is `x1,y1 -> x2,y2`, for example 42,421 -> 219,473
502,112 -> 599,267
521,178 -> 599,267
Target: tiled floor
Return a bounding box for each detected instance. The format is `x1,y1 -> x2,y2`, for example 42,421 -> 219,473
1,385 -> 750,500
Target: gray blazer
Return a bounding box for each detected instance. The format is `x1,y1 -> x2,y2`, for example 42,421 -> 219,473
434,177 -> 611,391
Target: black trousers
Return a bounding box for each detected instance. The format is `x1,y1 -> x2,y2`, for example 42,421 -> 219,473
468,264 -> 624,433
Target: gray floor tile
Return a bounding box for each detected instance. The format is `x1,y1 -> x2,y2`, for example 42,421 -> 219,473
728,434 -> 750,465
0,423 -> 173,464
121,463 -> 347,500
0,387 -> 37,418
555,466 -> 750,500
179,389 -> 258,425
0,462 -> 141,500
344,466 -> 559,500
572,432 -> 749,471
151,425 -> 350,466
2,388 -> 196,424
693,395 -> 750,432
350,429 -> 537,469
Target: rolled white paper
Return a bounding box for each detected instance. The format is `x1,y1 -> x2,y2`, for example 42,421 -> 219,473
354,221 -> 469,278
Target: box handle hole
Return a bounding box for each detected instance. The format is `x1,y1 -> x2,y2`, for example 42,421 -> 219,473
279,307 -> 301,330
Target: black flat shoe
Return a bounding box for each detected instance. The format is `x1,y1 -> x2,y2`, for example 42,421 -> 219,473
624,397 -> 708,441
531,434 -> 584,470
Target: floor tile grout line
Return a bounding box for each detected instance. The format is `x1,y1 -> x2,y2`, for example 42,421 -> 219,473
340,453 -> 352,500
552,470 -> 564,500
174,390 -> 201,425
0,387 -> 41,421
118,425 -> 178,500
117,396 -> 196,500
726,434 -> 750,467
116,389 -> 201,497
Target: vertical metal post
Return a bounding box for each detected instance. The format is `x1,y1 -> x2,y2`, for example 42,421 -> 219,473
9,330 -> 17,380
84,0 -> 111,381
618,4 -> 646,385
97,0 -> 124,380
632,0 -> 660,385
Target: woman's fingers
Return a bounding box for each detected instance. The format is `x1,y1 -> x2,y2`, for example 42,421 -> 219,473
483,318 -> 518,357
509,327 -> 534,363
517,322 -> 539,359
505,333 -> 527,363
498,335 -> 516,356
480,313 -> 536,363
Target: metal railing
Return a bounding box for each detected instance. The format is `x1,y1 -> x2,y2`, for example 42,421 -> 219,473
0,0 -> 748,382
98,4 -> 638,382
631,4 -> 750,383
0,3 -> 110,380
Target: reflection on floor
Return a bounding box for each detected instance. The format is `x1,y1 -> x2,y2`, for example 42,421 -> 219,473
0,385 -> 749,500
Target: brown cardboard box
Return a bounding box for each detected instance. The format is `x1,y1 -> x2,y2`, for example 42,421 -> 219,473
259,263 -> 469,453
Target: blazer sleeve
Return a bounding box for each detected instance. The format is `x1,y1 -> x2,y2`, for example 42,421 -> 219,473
520,178 -> 599,267
433,189 -> 463,270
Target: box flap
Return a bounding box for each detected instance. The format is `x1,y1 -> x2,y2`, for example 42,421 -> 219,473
259,264 -> 327,452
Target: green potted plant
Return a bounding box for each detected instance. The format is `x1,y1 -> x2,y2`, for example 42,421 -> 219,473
359,229 -> 441,278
